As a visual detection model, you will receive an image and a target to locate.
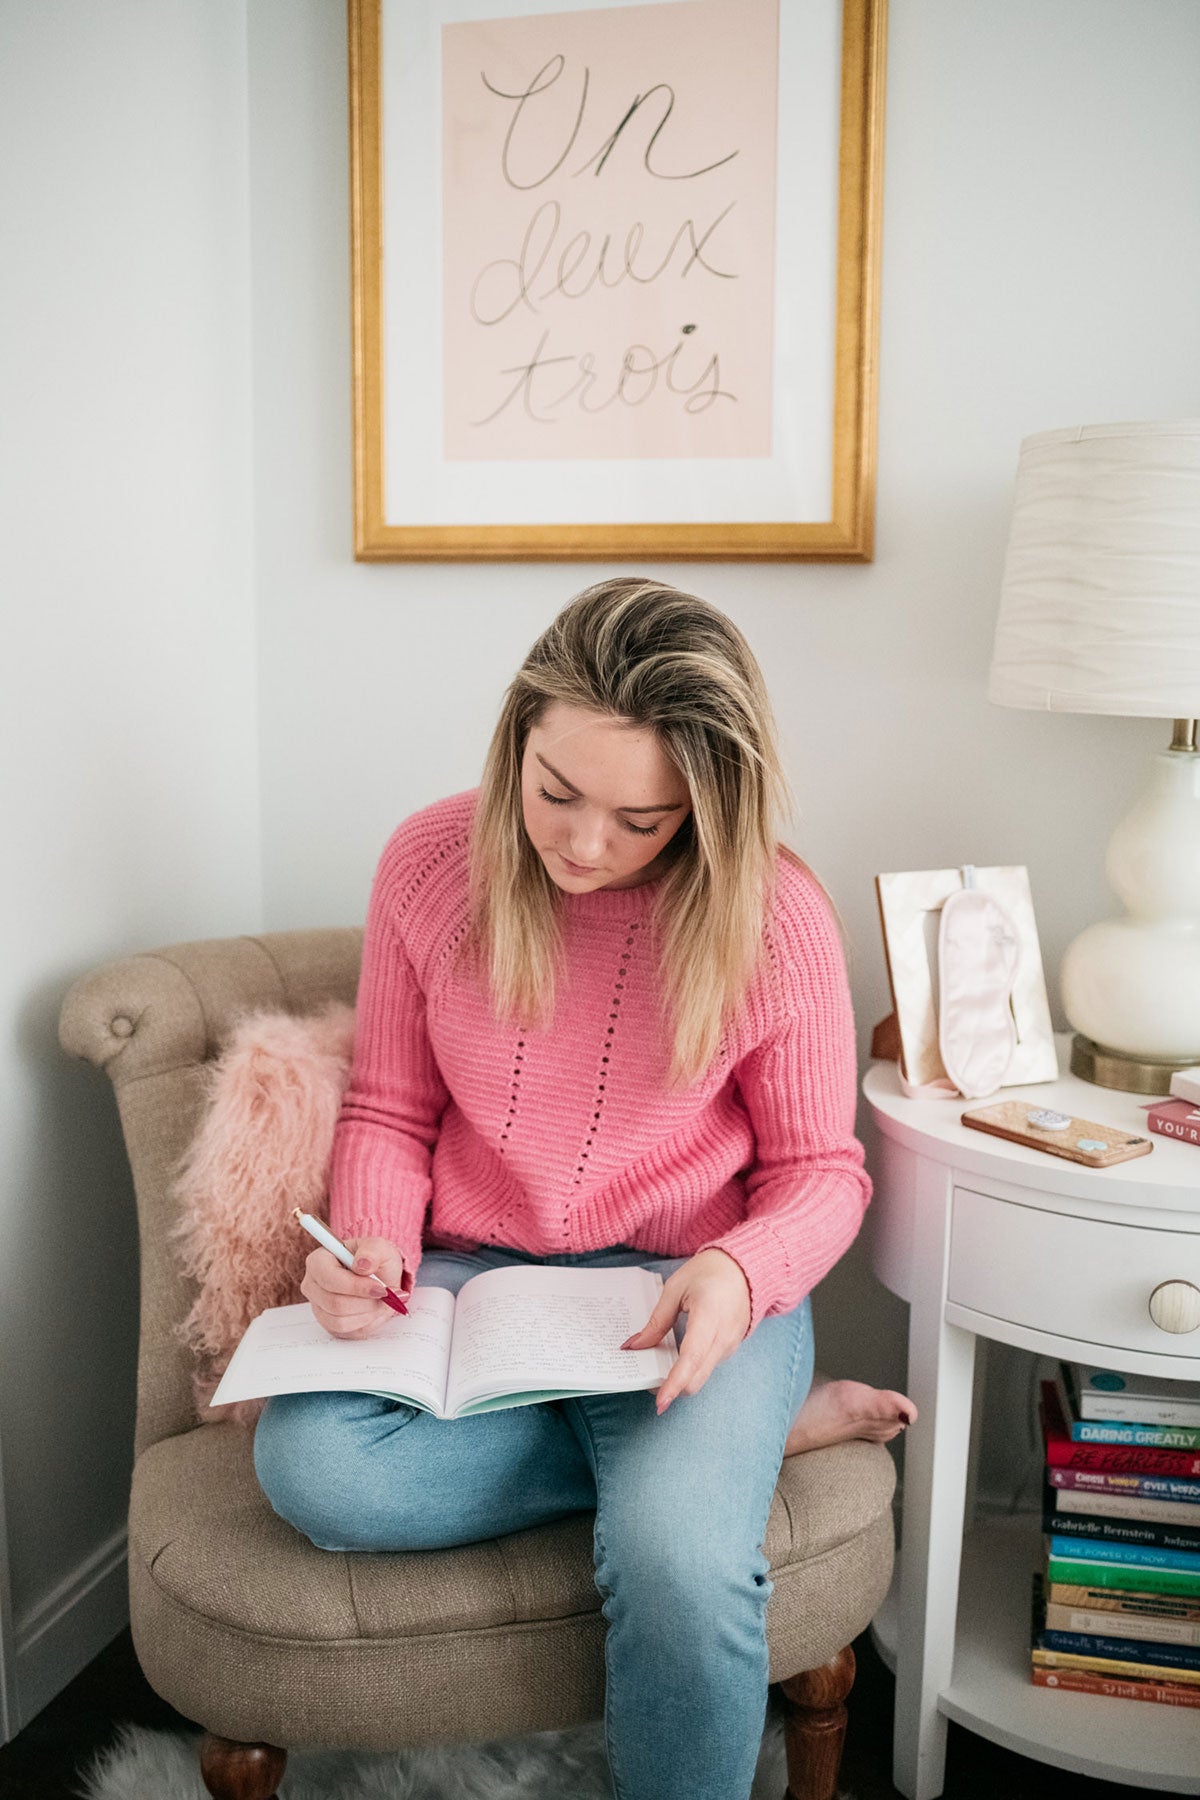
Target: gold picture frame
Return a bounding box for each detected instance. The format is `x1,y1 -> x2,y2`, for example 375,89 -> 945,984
348,0 -> 887,561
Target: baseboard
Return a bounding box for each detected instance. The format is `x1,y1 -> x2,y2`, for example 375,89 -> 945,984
11,1526 -> 129,1738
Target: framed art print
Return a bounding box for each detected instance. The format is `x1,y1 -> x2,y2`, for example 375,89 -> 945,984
348,0 -> 887,559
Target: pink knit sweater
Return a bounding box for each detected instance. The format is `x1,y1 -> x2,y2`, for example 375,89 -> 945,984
328,788 -> 872,1336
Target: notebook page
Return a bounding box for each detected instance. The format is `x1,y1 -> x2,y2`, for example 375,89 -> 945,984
445,1265 -> 677,1415
209,1290 -> 456,1413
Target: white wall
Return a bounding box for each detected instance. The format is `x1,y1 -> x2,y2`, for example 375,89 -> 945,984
247,0 -> 1200,1512
0,0 -> 259,1737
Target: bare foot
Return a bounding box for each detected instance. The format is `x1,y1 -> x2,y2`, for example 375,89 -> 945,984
783,1372 -> 917,1458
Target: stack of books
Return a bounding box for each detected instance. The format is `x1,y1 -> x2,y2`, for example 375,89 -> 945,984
1032,1363 -> 1200,1709
1141,1097 -> 1200,1147
1143,1062 -> 1200,1146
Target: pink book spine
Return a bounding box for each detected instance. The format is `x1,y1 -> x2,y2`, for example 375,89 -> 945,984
1144,1099 -> 1200,1147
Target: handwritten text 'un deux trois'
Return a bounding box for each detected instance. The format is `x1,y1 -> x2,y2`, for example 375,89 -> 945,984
465,55 -> 741,427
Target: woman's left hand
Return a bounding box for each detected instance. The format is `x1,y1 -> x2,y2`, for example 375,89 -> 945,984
620,1248 -> 752,1414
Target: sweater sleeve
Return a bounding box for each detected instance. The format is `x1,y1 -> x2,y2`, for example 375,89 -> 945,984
326,840 -> 451,1295
694,884 -> 873,1337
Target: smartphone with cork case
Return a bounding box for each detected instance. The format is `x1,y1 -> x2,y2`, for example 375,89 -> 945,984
960,1101 -> 1153,1167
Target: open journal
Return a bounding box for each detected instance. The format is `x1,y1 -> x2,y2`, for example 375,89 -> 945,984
209,1262 -> 680,1420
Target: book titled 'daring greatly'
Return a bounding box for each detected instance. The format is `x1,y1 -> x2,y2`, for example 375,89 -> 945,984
1041,1381 -> 1200,1479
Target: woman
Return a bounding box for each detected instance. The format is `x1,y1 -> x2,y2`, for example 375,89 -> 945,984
253,577 -> 914,1800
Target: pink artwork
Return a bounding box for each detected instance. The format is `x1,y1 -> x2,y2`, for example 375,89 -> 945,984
441,0 -> 779,461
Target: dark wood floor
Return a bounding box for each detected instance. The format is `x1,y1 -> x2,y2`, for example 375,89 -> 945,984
0,1623 -> 1179,1799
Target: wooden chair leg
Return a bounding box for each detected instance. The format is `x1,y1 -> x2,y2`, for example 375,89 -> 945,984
777,1643 -> 855,1800
199,1734 -> 287,1800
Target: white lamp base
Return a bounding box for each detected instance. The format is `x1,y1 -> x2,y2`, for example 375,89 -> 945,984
1060,747 -> 1200,1086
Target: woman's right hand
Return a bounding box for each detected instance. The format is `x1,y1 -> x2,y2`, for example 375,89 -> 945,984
301,1235 -> 408,1340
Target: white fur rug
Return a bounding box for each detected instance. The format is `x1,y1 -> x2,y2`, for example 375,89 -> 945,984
77,1688 -> 804,1799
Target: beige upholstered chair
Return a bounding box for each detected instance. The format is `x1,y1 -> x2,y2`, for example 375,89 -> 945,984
59,929 -> 896,1800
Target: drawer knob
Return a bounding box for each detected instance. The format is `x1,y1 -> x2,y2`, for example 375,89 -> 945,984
1148,1280 -> 1200,1334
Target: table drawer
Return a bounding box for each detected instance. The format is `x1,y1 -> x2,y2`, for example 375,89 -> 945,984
948,1187 -> 1200,1358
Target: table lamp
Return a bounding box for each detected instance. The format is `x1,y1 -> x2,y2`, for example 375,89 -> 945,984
987,419 -> 1200,1094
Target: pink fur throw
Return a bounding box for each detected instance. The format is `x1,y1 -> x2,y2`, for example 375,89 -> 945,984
168,1000 -> 356,1428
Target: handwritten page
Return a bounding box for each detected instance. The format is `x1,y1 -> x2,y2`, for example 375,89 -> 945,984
209,1290 -> 456,1416
440,0 -> 779,460
446,1264 -> 676,1415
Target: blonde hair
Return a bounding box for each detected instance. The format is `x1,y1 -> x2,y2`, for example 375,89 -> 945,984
460,577 -> 837,1091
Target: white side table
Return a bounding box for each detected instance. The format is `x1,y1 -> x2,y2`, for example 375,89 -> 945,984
862,1033 -> 1200,1799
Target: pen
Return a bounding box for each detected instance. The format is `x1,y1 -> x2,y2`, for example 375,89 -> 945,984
292,1208 -> 409,1315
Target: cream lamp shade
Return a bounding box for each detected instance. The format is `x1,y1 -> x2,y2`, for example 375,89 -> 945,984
988,420 -> 1200,717
987,420 -> 1200,1089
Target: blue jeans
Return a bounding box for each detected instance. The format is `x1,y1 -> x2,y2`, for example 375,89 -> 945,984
253,1243 -> 815,1800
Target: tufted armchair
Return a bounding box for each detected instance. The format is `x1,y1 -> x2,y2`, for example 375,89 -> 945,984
58,927 -> 896,1800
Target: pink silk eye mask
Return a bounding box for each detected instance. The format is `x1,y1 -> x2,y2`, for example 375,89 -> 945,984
936,884 -> 1021,1099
